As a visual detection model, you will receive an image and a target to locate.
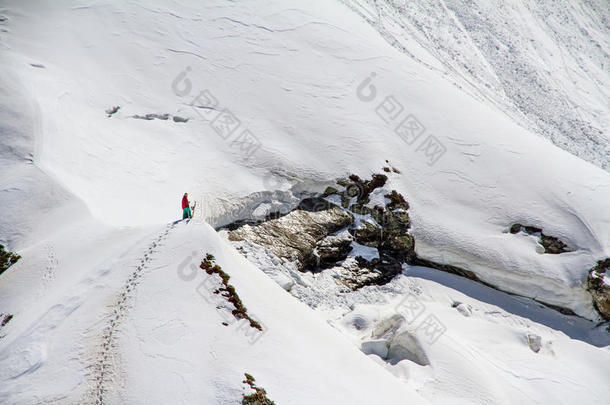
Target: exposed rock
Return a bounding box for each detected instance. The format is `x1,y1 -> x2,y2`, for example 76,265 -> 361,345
172,115 -> 189,123
242,373 -> 276,405
200,253 -> 262,330
453,302 -> 472,317
133,113 -> 171,120
1,313 -> 13,328
297,197 -> 336,212
131,113 -> 189,122
105,105 -> 120,117
509,223 -> 570,254
350,221 -> 382,248
587,258 -> 610,320
349,203 -> 371,216
313,231 -> 353,268
384,159 -> 401,174
228,204 -> 353,269
338,175 -> 415,265
384,190 -> 409,211
349,173 -> 388,203
321,186 -> 338,197
540,234 -> 569,254
337,173 -> 388,208
378,210 -> 414,263
509,223 -> 522,234
333,256 -> 404,290
0,245 -> 20,276
229,172 -> 415,290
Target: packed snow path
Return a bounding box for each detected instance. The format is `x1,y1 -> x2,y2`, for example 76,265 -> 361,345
87,222 -> 177,405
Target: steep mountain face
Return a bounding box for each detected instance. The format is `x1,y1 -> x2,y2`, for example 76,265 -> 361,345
0,0 -> 609,404
343,0 -> 610,170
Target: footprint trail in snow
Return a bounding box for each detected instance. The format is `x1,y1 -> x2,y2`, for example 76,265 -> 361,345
86,222 -> 178,405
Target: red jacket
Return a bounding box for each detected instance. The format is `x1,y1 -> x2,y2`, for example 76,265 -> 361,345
182,195 -> 189,209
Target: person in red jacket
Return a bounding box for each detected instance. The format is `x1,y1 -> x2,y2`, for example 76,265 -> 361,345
182,193 -> 192,219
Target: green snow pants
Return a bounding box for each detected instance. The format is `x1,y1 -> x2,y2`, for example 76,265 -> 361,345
183,207 -> 192,219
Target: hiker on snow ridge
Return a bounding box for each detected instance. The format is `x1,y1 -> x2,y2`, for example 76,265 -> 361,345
182,193 -> 192,219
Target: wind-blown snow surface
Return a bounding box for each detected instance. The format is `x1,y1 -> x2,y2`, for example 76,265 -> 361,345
0,0 -> 609,404
344,0 -> 610,170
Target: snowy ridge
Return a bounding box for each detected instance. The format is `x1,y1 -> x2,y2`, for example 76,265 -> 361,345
86,222 -> 177,404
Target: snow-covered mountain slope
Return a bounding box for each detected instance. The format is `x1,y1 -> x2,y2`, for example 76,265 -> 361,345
343,0 -> 610,170
0,221 -> 429,404
2,0 -> 609,316
0,0 -> 609,404
0,64 -> 89,250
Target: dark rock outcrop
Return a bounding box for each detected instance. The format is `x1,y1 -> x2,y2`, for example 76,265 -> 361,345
105,105 -> 120,117
350,221 -> 382,248
133,113 -> 171,120
242,373 -> 276,405
228,172 -> 415,290
509,223 -> 570,254
314,232 -> 353,268
378,210 -> 414,263
131,113 -> 189,123
0,245 -> 20,276
337,173 -> 388,208
0,313 -> 13,328
587,258 -> 610,320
